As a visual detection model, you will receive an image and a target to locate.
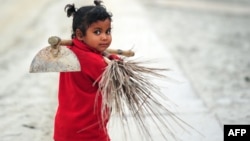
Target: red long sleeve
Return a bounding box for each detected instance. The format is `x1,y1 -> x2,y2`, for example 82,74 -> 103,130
54,38 -> 110,141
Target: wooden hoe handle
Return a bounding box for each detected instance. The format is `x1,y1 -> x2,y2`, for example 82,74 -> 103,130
48,36 -> 135,57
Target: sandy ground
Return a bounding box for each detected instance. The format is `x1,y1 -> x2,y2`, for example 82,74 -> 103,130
138,0 -> 250,125
0,0 -> 249,141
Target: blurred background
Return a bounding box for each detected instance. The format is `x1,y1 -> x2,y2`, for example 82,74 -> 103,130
140,1 -> 250,139
0,0 -> 249,140
138,0 -> 250,124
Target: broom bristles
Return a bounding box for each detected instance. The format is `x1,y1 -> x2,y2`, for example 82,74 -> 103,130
95,58 -> 194,141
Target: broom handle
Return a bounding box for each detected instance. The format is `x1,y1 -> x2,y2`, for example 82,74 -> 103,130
48,36 -> 134,57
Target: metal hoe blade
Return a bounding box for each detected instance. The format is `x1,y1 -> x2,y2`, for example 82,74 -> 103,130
29,45 -> 81,73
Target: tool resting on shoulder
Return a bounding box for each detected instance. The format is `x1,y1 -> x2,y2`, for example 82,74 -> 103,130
29,36 -> 135,73
48,36 -> 134,57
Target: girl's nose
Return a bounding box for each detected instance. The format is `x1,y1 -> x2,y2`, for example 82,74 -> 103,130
101,34 -> 108,40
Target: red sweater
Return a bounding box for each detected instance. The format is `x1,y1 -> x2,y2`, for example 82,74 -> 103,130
54,38 -> 110,141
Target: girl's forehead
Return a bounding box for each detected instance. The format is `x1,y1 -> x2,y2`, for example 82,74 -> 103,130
89,19 -> 111,28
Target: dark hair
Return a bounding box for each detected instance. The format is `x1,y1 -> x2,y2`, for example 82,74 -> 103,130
65,0 -> 112,38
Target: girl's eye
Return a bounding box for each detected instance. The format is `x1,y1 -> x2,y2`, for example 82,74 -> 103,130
94,30 -> 101,35
106,29 -> 111,35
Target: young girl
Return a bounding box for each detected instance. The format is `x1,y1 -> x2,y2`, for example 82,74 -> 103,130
52,1 -> 199,141
54,1 -> 114,141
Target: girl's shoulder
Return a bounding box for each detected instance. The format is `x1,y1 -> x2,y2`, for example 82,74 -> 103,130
78,51 -> 104,63
77,52 -> 107,80
78,51 -> 106,69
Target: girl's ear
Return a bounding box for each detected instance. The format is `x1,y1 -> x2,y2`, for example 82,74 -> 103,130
75,29 -> 84,41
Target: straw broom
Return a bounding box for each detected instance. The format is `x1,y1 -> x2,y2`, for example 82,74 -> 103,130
95,56 -> 196,141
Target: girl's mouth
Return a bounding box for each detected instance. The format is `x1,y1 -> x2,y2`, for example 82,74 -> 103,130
99,43 -> 109,47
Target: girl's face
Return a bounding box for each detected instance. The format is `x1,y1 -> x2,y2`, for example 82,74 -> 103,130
81,19 -> 112,52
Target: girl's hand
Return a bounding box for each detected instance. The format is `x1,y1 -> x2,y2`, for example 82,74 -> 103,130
108,54 -> 122,61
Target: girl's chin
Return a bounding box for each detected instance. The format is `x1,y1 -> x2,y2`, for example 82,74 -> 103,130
99,47 -> 109,52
